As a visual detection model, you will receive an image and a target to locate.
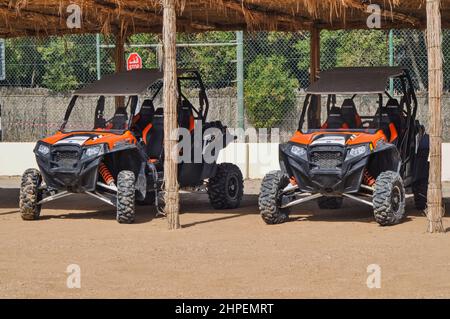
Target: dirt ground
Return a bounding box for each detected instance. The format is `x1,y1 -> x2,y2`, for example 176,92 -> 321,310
1,176 -> 450,299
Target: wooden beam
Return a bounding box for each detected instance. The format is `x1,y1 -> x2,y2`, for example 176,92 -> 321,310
308,26 -> 321,129
425,0 -> 445,233
114,32 -> 125,108
162,0 -> 180,230
220,0 -> 313,30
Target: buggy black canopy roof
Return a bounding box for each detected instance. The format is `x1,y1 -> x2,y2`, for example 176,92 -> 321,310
75,69 -> 163,96
307,67 -> 405,95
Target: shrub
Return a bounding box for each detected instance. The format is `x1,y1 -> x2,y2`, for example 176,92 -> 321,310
245,55 -> 298,128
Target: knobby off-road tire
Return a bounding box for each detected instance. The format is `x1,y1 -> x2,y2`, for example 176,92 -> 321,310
413,180 -> 428,211
19,169 -> 43,220
373,171 -> 406,226
116,170 -> 136,224
318,197 -> 343,210
208,163 -> 244,209
259,170 -> 290,225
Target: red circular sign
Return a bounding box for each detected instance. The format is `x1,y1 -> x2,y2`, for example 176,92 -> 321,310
127,53 -> 143,71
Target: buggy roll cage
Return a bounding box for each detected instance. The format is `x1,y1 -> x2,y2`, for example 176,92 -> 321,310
297,69 -> 418,164
59,70 -> 210,133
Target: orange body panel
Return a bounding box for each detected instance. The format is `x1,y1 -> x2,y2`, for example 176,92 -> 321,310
290,129 -> 389,148
142,124 -> 153,144
41,130 -> 137,150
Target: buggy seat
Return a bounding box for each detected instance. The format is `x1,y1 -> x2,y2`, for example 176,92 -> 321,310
385,98 -> 404,136
378,110 -> 398,144
143,108 -> 164,162
322,107 -> 349,129
341,99 -> 362,129
133,99 -> 155,138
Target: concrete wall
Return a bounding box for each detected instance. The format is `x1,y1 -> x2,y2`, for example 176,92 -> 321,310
1,142 -> 450,181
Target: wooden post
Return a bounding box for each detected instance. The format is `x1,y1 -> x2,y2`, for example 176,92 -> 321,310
426,0 -> 445,233
309,26 -> 321,128
114,33 -> 125,108
162,0 -> 180,230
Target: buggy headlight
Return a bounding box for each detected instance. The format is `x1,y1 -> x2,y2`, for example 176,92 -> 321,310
346,145 -> 367,161
291,145 -> 308,160
83,145 -> 104,159
37,144 -> 50,156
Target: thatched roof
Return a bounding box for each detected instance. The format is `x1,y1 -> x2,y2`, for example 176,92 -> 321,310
0,0 -> 449,38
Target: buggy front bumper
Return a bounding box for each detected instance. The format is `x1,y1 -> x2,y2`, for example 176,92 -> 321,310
279,143 -> 368,196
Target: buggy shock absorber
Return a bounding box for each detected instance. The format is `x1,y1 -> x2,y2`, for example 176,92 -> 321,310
363,169 -> 376,187
99,163 -> 115,186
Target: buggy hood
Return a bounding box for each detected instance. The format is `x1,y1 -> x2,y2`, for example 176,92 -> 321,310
290,130 -> 387,148
41,131 -> 137,149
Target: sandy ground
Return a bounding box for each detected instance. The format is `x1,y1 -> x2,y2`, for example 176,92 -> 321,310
1,176 -> 450,299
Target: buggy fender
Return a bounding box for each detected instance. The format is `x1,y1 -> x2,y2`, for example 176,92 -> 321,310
370,142 -> 402,173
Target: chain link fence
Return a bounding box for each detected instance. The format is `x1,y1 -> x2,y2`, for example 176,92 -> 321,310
0,30 -> 449,142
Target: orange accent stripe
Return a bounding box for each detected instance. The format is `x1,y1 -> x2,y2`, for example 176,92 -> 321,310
389,123 -> 398,142
142,123 -> 153,145
189,116 -> 195,132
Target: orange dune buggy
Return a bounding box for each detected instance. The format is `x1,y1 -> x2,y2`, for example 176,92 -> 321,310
19,69 -> 243,223
259,67 -> 429,226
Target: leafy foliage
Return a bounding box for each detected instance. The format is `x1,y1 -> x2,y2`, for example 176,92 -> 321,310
245,55 -> 298,128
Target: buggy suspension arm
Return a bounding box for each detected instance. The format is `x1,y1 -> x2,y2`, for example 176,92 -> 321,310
280,193 -> 323,209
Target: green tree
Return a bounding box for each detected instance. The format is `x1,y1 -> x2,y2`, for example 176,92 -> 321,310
336,30 -> 391,66
37,38 -> 79,91
4,37 -> 43,87
177,32 -> 236,88
245,55 -> 298,128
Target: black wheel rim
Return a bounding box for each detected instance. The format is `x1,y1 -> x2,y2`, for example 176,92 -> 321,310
227,175 -> 239,199
392,185 -> 401,214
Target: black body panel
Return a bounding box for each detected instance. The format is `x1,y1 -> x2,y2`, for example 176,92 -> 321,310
279,142 -> 368,195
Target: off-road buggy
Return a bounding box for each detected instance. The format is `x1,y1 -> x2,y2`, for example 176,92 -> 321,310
20,69 -> 243,223
259,67 -> 429,226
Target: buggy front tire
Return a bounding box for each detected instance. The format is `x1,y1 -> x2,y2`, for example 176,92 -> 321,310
318,196 -> 343,209
258,171 -> 290,225
19,169 -> 43,221
373,171 -> 406,226
116,170 -> 136,224
207,163 -> 244,209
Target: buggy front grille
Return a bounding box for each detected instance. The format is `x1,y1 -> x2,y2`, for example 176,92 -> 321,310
53,151 -> 79,167
310,151 -> 342,169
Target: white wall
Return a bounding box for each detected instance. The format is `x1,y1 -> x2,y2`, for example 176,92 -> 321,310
1,142 -> 449,181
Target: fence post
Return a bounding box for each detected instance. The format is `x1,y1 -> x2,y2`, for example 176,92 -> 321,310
309,26 -> 321,128
114,33 -> 125,108
389,30 -> 394,95
96,34 -> 101,80
236,31 -> 245,130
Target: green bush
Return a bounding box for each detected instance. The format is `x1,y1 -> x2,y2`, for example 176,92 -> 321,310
245,55 -> 298,128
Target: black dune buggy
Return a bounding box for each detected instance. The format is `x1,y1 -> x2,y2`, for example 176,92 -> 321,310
20,69 -> 244,223
259,67 -> 429,226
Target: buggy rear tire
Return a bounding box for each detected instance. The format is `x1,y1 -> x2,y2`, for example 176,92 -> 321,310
207,163 -> 244,209
413,180 -> 428,211
373,171 -> 406,226
116,170 -> 136,224
136,192 -> 155,206
318,197 -> 343,209
258,171 -> 290,225
19,169 -> 43,221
